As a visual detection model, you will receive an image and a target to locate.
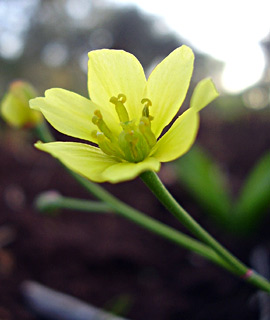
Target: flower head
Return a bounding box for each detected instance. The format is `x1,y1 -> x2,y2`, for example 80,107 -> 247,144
30,45 -> 218,183
1,80 -> 42,128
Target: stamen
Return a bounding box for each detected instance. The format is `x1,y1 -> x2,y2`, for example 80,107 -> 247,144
92,110 -> 115,142
139,98 -> 156,148
117,93 -> 126,103
139,116 -> 156,148
141,98 -> 152,107
124,131 -> 139,160
92,131 -> 123,158
96,132 -> 115,156
110,94 -> 129,123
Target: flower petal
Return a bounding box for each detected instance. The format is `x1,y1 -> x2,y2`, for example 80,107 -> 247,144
151,108 -> 199,162
35,141 -> 118,182
31,88 -> 122,143
190,78 -> 219,112
30,88 -> 105,143
88,49 -> 146,121
145,45 -> 194,138
102,157 -> 161,183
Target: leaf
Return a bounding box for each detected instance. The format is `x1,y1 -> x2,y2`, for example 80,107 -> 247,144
174,145 -> 270,236
232,152 -> 270,234
173,145 -> 232,228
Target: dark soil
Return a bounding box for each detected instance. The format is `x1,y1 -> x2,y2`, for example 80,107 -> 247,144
0,112 -> 270,320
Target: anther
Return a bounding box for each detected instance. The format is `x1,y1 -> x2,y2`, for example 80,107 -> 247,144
117,93 -> 126,103
91,129 -> 98,139
141,98 -> 152,107
94,110 -> 102,118
92,110 -> 103,125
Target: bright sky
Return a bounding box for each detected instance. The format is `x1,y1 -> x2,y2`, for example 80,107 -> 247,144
1,0 -> 270,94
108,0 -> 270,93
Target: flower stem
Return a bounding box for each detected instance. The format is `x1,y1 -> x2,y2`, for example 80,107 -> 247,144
68,171 -> 236,272
34,121 -> 55,142
140,170 -> 270,292
35,192 -> 112,213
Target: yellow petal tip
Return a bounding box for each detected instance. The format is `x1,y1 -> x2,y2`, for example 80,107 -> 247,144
190,77 -> 219,112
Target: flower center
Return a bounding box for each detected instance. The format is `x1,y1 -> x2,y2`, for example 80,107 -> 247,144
92,94 -> 156,163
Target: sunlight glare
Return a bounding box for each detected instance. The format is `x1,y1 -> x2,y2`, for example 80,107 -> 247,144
108,0 -> 270,93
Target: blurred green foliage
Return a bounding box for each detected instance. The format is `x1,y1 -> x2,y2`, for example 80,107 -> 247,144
174,146 -> 270,236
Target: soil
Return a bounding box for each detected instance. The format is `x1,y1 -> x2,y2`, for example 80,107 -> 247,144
0,112 -> 270,320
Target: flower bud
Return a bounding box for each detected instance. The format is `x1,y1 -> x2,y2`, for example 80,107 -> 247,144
1,80 -> 42,128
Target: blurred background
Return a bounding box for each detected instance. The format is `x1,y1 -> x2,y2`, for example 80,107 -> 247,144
1,0 -> 270,110
0,0 -> 270,319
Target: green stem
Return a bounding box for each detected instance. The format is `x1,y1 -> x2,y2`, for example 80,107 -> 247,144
34,121 -> 55,142
66,171 -> 236,272
140,170 -> 270,292
35,192 -> 112,213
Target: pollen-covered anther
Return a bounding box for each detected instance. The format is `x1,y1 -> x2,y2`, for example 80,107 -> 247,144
110,93 -> 129,123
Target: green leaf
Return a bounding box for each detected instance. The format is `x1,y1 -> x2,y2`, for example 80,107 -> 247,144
174,145 -> 270,236
232,152 -> 270,234
173,145 -> 232,228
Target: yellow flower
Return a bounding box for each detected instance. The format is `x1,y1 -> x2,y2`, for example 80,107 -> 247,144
30,45 -> 218,183
1,81 -> 42,128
